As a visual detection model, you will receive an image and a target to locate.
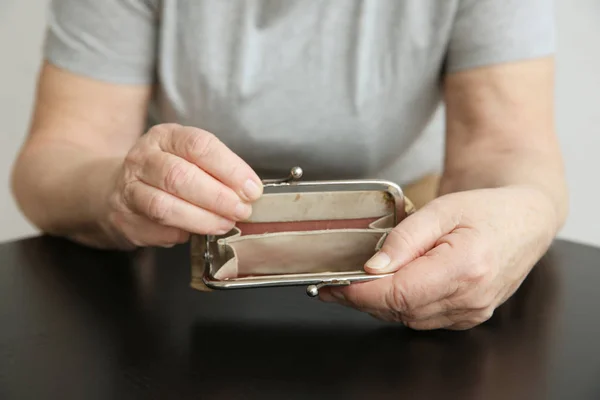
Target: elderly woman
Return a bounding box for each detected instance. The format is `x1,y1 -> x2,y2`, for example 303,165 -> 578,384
11,0 -> 567,330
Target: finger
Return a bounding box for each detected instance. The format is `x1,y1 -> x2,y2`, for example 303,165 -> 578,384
317,286 -> 340,304
331,244 -> 461,313
407,286 -> 497,322
403,315 -> 456,331
319,286 -> 376,312
123,180 -> 235,235
446,308 -> 495,331
394,298 -> 455,322
151,125 -> 263,202
364,200 -> 460,274
404,308 -> 495,331
138,150 -> 252,221
364,307 -> 455,330
114,211 -> 190,247
368,311 -> 398,323
368,306 -> 471,330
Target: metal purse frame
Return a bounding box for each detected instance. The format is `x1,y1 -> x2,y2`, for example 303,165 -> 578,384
201,167 -> 407,297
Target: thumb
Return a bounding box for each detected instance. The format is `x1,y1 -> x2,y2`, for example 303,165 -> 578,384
364,201 -> 458,274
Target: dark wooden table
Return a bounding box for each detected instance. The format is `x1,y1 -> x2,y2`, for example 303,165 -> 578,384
1,236 -> 599,399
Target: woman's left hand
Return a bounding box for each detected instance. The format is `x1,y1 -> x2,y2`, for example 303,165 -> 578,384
319,185 -> 559,330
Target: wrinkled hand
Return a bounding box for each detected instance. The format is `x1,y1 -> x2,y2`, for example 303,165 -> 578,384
103,123 -> 263,248
320,186 -> 558,330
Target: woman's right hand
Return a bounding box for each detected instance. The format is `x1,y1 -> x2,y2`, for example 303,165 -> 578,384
102,123 -> 263,249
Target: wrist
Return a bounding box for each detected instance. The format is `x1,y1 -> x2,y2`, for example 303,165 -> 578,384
441,148 -> 568,234
70,157 -> 132,249
43,155 -> 128,250
440,171 -> 568,235
506,184 -> 566,236
440,178 -> 564,244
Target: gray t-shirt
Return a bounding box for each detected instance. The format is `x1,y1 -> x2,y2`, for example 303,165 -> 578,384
43,0 -> 555,183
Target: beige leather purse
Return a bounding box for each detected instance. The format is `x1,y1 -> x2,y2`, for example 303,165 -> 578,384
190,167 -> 415,297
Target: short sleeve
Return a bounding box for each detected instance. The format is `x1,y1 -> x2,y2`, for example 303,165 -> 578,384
43,0 -> 159,84
445,0 -> 555,73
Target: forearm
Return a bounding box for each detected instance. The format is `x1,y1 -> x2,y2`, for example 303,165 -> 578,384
439,142 -> 568,233
441,58 -> 568,235
11,138 -> 124,247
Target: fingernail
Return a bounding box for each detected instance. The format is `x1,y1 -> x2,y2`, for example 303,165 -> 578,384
243,179 -> 263,201
216,219 -> 235,235
234,202 -> 252,220
365,251 -> 391,271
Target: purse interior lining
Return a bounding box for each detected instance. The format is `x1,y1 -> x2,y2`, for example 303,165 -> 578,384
213,229 -> 389,279
245,190 -> 395,223
209,190 -> 397,280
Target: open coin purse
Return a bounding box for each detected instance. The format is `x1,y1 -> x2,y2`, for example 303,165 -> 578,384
190,167 -> 415,297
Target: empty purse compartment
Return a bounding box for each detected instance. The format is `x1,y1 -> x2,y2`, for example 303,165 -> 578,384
212,228 -> 391,279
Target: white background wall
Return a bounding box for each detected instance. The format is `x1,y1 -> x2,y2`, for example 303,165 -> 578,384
0,0 -> 43,242
1,0 -> 598,247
